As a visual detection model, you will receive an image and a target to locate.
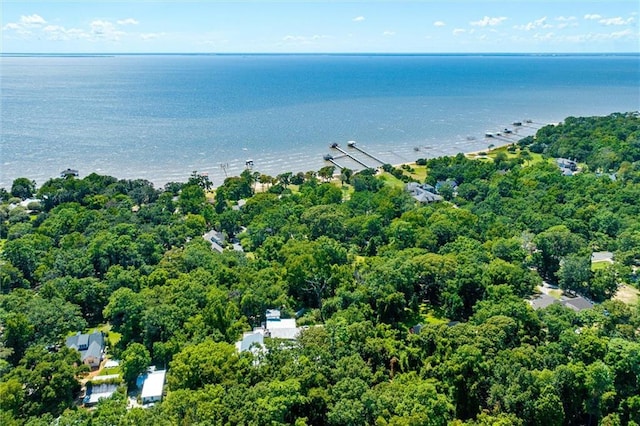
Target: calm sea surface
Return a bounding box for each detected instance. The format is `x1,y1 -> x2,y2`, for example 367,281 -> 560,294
1,54 -> 639,188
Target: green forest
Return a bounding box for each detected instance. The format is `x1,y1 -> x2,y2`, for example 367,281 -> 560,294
1,112 -> 639,425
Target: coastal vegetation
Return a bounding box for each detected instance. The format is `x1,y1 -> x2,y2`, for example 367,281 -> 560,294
0,112 -> 639,425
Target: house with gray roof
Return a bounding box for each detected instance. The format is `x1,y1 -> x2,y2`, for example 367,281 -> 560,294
66,331 -> 105,369
406,182 -> 443,204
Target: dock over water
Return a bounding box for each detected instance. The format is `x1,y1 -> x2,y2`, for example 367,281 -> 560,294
329,143 -> 371,169
347,141 -> 386,166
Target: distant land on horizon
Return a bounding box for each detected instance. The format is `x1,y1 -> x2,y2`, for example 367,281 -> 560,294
2,52 -> 639,56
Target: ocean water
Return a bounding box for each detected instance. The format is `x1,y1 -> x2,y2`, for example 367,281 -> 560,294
1,54 -> 639,188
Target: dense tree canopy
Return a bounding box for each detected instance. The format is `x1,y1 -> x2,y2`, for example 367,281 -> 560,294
0,112 -> 639,425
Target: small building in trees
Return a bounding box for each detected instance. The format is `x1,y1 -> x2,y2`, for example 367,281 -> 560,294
141,367 -> 167,405
556,158 -> 578,175
83,374 -> 121,406
435,179 -> 458,192
66,331 -> 105,369
561,295 -> 594,312
529,293 -> 594,312
235,330 -> 265,353
263,309 -> 300,340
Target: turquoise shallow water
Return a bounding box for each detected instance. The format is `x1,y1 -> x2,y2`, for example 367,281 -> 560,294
1,54 -> 638,187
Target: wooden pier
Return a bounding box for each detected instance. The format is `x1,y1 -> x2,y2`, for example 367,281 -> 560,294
323,154 -> 344,170
346,141 -> 386,165
329,143 -> 371,168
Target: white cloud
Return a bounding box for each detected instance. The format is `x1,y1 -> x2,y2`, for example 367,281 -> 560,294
433,21 -> 446,27
3,13 -> 138,43
556,23 -> 578,30
608,28 -> 636,39
117,18 -> 139,26
599,17 -> 634,26
453,28 -> 466,36
353,16 -> 365,22
43,24 -> 65,33
141,32 -> 166,41
382,30 -> 395,36
470,16 -> 507,27
2,23 -> 22,31
2,14 -> 46,36
549,28 -> 637,44
20,14 -> 46,26
556,16 -> 577,22
584,14 -> 602,20
514,16 -> 551,31
91,20 -> 114,34
282,34 -> 331,44
41,24 -> 89,41
534,32 -> 555,42
90,20 -> 125,41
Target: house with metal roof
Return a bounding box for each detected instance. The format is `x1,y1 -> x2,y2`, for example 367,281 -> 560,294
83,374 -> 121,406
141,368 -> 167,405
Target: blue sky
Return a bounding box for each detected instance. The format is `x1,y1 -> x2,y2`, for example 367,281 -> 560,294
2,1 -> 639,53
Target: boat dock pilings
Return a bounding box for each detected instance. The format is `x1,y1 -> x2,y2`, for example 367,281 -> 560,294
330,143 -> 371,168
323,153 -> 344,170
346,141 -> 386,166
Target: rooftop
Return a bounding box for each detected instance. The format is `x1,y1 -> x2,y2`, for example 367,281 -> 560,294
141,369 -> 166,400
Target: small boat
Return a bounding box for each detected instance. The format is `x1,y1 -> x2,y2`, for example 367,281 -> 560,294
504,128 -> 513,134
347,141 -> 356,147
512,121 -> 522,126
485,132 -> 494,138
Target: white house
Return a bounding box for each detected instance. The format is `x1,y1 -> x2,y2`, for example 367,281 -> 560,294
141,368 -> 167,405
264,309 -> 300,340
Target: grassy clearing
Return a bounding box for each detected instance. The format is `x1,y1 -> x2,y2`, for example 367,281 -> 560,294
614,284 -> 639,306
420,304 -> 449,325
378,172 -> 408,190
548,289 -> 564,300
466,144 -> 549,167
403,164 -> 428,182
90,324 -> 122,348
591,260 -> 612,271
99,366 -> 122,376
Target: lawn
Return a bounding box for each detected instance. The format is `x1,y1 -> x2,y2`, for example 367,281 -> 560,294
404,164 -> 428,182
99,366 -> 122,376
376,173 -> 405,189
591,260 -> 612,271
466,144 -> 549,167
90,324 -> 122,349
614,284 -> 639,306
403,303 -> 449,328
548,289 -> 564,300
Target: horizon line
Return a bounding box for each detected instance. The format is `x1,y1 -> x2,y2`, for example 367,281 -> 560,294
2,51 -> 639,56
